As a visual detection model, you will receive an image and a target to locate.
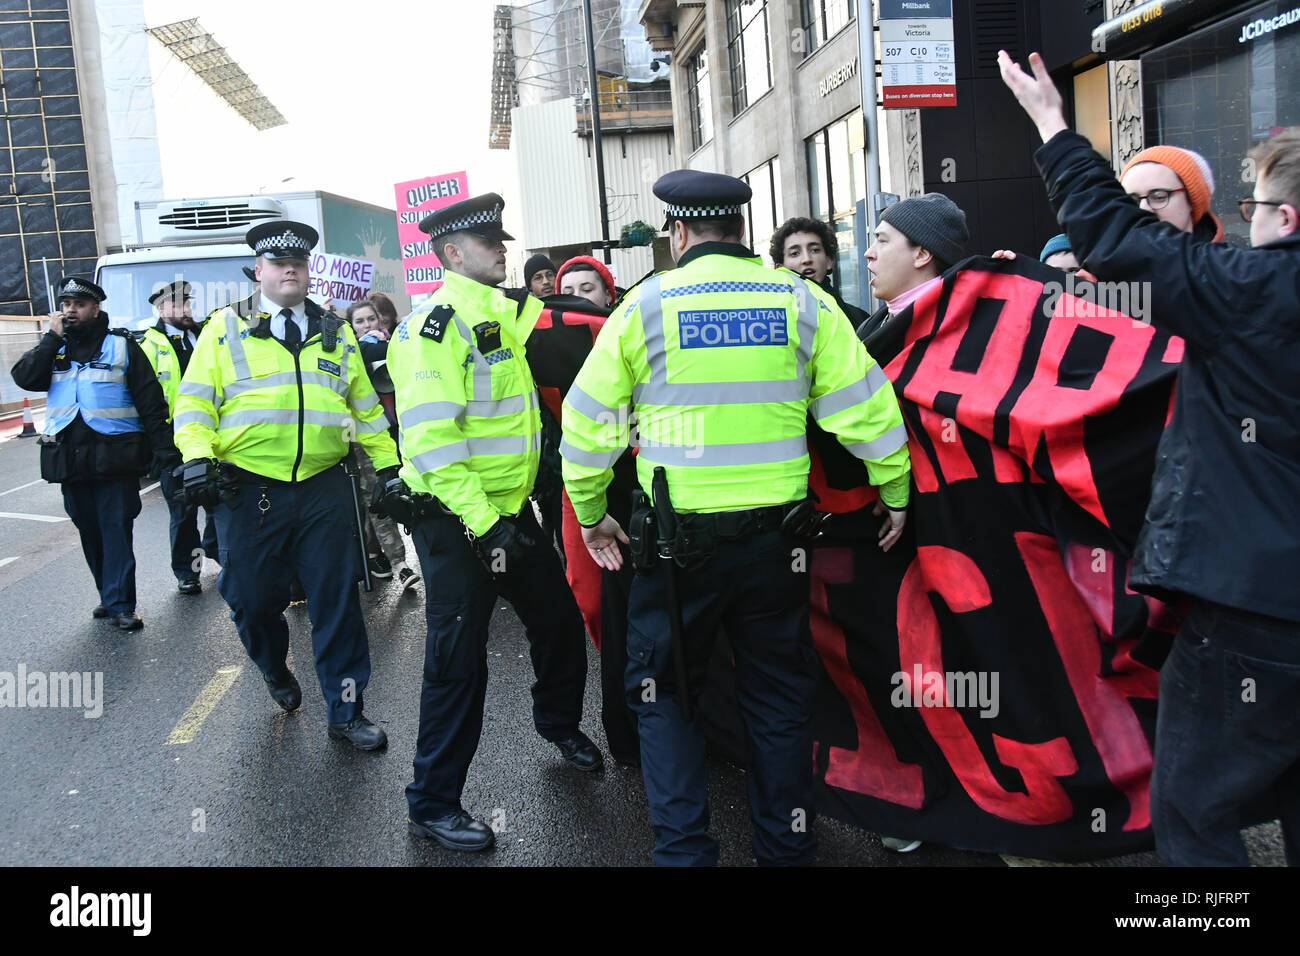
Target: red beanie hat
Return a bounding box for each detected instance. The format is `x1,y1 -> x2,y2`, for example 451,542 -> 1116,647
555,255 -> 616,304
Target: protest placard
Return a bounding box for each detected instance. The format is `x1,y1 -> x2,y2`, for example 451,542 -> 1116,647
394,171 -> 469,295
307,252 -> 375,306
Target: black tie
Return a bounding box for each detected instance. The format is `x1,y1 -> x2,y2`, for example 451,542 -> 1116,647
279,309 -> 300,350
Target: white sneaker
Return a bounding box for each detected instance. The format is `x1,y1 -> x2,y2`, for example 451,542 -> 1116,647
881,836 -> 923,853
397,565 -> 421,593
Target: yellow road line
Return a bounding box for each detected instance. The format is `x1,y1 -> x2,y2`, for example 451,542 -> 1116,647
165,665 -> 242,745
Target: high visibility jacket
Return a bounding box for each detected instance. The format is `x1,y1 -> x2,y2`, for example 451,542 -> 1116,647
387,269 -> 545,537
139,327 -> 182,420
173,297 -> 398,481
44,331 -> 144,438
561,245 -> 911,525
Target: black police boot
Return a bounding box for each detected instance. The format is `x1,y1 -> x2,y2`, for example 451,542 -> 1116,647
408,810 -> 496,852
327,715 -> 387,751
552,731 -> 604,772
263,670 -> 302,712
177,577 -> 202,595
115,613 -> 143,631
92,605 -> 110,619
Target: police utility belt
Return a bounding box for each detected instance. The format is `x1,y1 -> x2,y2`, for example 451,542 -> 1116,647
627,494 -> 789,573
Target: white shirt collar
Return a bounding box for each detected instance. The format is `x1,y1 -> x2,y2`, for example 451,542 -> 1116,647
161,320 -> 197,346
259,295 -> 308,338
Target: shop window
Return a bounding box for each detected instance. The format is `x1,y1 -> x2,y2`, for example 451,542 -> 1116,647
1142,1 -> 1300,242
726,0 -> 772,114
800,0 -> 856,59
685,45 -> 713,152
806,108 -> 869,307
743,157 -> 784,257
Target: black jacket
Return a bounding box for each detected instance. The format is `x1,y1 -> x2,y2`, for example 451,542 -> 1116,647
1037,130 -> 1300,621
11,316 -> 173,483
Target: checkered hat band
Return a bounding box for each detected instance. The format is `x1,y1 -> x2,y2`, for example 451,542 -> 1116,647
60,280 -> 92,297
664,202 -> 744,218
253,230 -> 312,254
434,206 -> 504,235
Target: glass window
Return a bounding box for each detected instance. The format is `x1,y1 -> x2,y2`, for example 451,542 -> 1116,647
828,118 -> 852,218
1141,0 -> 1300,244
800,0 -> 856,59
807,131 -> 828,219
726,0 -> 772,114
743,157 -> 784,258
686,45 -> 712,152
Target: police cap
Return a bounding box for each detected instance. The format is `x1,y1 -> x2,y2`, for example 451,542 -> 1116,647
653,169 -> 751,231
148,279 -> 193,305
419,193 -> 514,243
55,275 -> 106,303
246,219 -> 318,260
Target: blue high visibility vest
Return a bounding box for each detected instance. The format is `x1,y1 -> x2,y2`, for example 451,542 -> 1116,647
43,333 -> 144,437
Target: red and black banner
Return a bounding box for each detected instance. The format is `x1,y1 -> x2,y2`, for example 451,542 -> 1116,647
806,257 -> 1182,860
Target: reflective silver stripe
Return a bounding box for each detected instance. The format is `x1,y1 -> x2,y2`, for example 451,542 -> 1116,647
44,405 -> 76,418
559,437 -> 622,470
466,434 -> 528,456
355,415 -> 390,433
640,434 -> 807,467
303,410 -> 350,428
95,406 -> 139,419
403,401 -> 467,426
412,441 -> 470,472
565,384 -> 625,422
225,311 -> 251,379
351,389 -> 379,412
300,371 -> 348,395
452,315 -> 495,402
217,409 -> 298,428
76,367 -> 127,383
632,379 -> 806,405
174,409 -> 216,429
637,273 -> 818,408
177,380 -> 217,403
224,372 -> 298,398
845,422 -> 909,461
157,371 -> 172,381
466,394 -> 526,417
809,365 -> 890,422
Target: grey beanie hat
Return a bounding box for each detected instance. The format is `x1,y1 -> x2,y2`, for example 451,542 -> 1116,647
879,193 -> 969,268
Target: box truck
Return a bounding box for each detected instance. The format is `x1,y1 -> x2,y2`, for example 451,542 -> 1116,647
94,191 -> 410,330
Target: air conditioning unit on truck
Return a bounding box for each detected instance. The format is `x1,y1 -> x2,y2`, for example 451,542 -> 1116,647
95,191 -> 411,330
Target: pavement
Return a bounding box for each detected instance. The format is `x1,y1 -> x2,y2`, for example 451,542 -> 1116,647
0,417 -> 1286,867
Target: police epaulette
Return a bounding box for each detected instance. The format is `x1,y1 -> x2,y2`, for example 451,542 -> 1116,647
107,327 -> 132,339
126,328 -> 147,342
420,305 -> 454,343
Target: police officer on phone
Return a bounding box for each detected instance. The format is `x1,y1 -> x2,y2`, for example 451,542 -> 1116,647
561,170 -> 912,865
11,277 -> 174,630
172,221 -> 400,750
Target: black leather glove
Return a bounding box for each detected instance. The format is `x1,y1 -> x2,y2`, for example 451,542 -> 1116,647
780,497 -> 829,541
177,458 -> 221,509
370,467 -> 416,525
151,447 -> 182,481
472,518 -> 535,577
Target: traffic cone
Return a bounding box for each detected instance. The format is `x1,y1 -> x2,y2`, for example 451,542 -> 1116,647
17,397 -> 36,438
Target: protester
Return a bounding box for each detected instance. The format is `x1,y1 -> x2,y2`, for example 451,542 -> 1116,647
554,255 -> 616,309
1120,145 -> 1225,240
1038,233 -> 1081,273
1000,48 -> 1300,867
524,253 -> 557,298
346,299 -> 418,593
365,291 -> 401,335
770,216 -> 869,326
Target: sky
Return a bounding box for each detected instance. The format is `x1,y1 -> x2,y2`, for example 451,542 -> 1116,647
141,0 -> 521,224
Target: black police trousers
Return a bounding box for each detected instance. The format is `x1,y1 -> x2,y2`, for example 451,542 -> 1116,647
406,504 -> 588,819
626,528 -> 817,866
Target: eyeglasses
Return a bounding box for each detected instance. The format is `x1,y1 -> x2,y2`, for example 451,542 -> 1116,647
1126,187 -> 1186,210
1238,198 -> 1286,222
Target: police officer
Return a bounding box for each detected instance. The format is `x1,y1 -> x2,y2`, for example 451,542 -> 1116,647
11,277 -> 174,630
138,279 -> 217,594
561,171 -> 913,866
172,221 -> 399,751
380,193 -> 601,851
